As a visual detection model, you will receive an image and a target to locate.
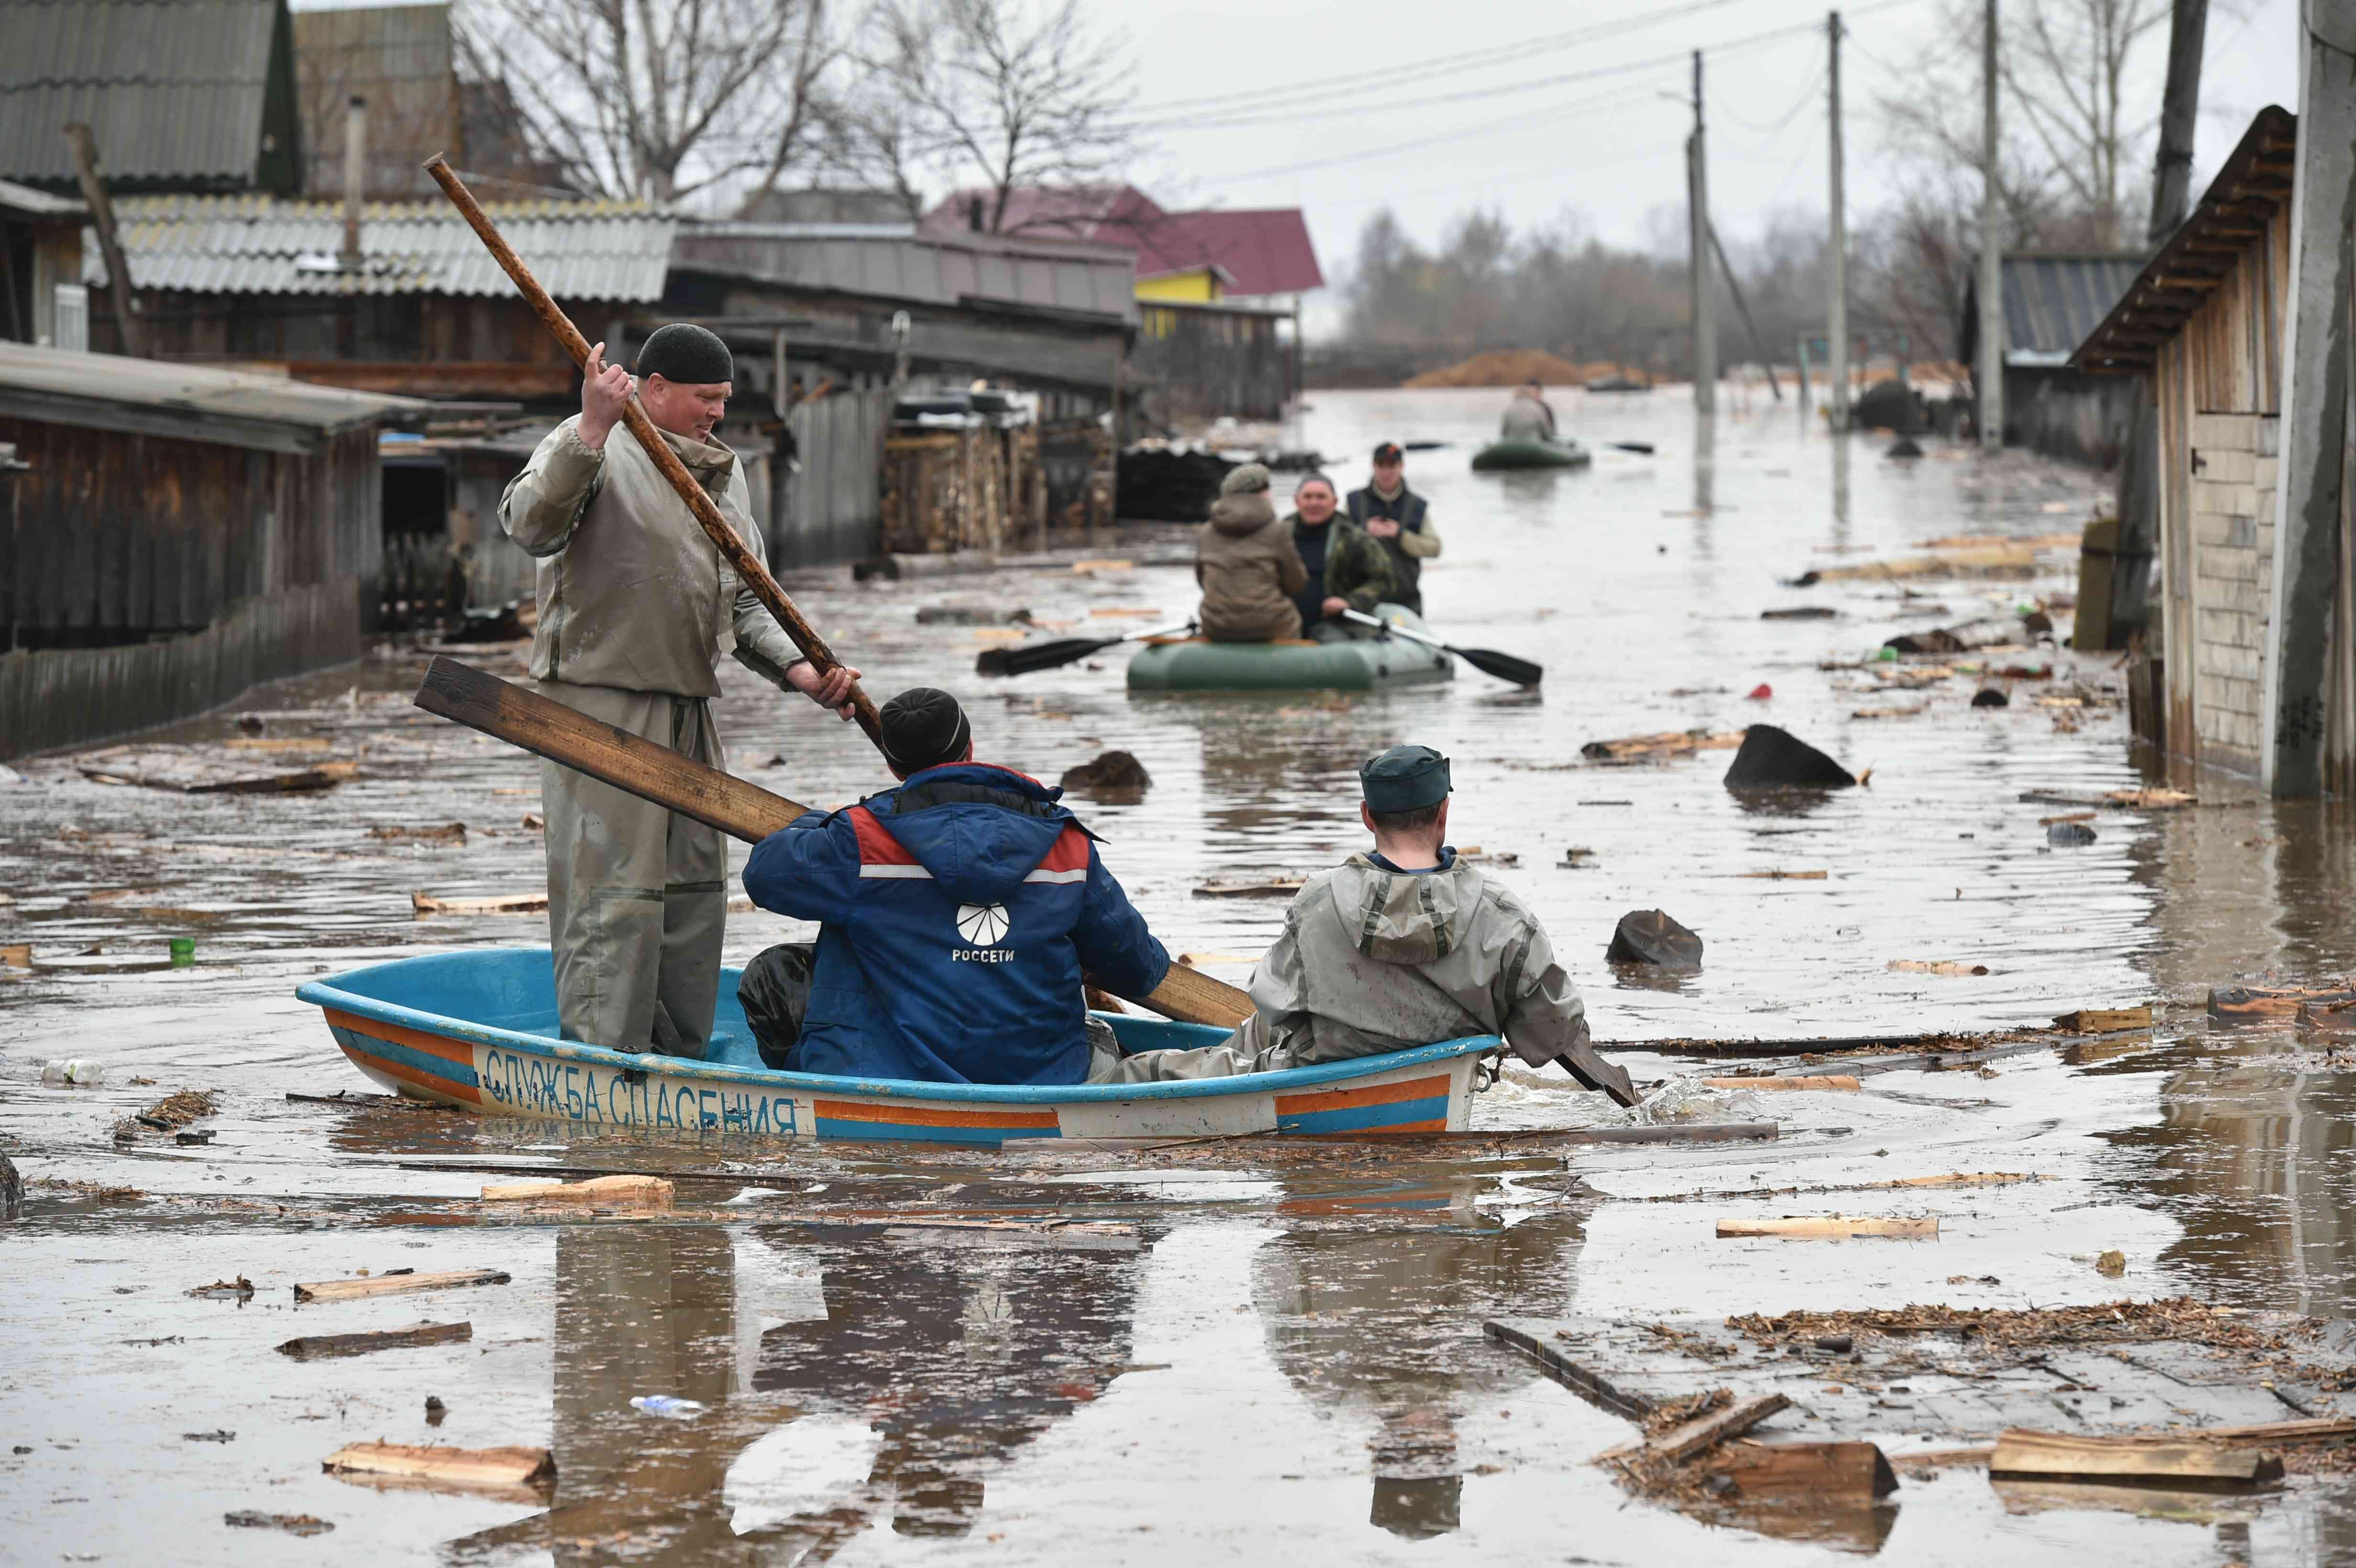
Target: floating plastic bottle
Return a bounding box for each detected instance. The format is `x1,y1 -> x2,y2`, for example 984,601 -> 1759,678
41,1059 -> 103,1087
169,938 -> 196,968
630,1395 -> 706,1420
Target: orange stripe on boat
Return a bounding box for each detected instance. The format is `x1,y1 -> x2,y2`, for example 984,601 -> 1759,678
812,1098 -> 1059,1129
1274,1074 -> 1450,1117
325,1010 -> 478,1068
337,1040 -> 482,1105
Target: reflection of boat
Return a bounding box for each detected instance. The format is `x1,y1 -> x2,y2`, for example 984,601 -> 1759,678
1126,604 -> 1453,692
1470,437 -> 1592,471
298,948 -> 1493,1144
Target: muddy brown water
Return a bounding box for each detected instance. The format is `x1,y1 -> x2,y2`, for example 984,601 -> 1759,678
6,388 -> 2356,1562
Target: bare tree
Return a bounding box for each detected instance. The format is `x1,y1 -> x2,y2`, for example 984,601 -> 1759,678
848,0 -> 1135,233
453,0 -> 840,204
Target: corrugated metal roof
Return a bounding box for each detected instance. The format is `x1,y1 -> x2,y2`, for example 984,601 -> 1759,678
0,0 -> 283,186
674,223 -> 1138,323
0,339 -> 426,431
1962,251 -> 2147,366
917,188 -> 1323,297
91,193 -> 675,299
292,3 -> 458,200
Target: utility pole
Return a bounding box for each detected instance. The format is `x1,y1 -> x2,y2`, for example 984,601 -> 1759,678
1827,11 -> 1849,433
1976,0 -> 2003,450
1689,50 -> 1715,415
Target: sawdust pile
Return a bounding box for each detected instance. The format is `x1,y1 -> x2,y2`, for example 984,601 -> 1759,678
1403,349 -> 1586,389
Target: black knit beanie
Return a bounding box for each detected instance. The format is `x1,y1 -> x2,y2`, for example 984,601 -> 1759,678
879,687 -> 972,774
637,323 -> 734,385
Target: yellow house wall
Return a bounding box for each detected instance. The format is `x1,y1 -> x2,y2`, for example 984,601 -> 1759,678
1135,269 -> 1223,303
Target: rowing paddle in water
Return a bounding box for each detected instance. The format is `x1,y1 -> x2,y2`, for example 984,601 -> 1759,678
1341,609 -> 1543,687
977,620 -> 1198,678
1608,441 -> 1655,455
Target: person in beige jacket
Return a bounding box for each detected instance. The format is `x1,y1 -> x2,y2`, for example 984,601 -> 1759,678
1194,463 -> 1308,642
500,323 -> 857,1057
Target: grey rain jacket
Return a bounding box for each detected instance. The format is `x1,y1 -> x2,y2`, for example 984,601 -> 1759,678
500,411 -> 805,697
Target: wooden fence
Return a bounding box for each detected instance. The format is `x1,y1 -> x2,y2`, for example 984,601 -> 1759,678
774,387 -> 892,569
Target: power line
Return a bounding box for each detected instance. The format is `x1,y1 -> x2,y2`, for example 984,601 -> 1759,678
1205,81 -> 1683,186
1128,0 -> 1755,119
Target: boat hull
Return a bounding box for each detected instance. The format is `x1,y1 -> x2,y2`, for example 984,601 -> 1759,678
1471,438 -> 1592,471
299,949 -> 1489,1145
1125,604 -> 1453,692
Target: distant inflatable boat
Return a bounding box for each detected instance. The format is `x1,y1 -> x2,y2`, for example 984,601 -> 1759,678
1470,438 -> 1593,471
1125,604 -> 1454,693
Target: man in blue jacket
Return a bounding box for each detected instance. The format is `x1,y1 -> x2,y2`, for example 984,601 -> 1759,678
738,687 -> 1170,1085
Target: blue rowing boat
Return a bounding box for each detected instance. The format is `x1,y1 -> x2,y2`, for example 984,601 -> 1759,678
296,948 -> 1498,1145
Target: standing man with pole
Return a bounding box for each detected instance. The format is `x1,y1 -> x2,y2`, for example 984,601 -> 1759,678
1689,50 -> 1715,416
1826,11 -> 1850,434
501,325 -> 861,1057
1977,0 -> 2004,450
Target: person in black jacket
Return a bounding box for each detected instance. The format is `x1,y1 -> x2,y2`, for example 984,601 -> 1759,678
1347,442 -> 1441,616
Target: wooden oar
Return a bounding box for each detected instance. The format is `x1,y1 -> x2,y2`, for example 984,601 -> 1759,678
1341,609 -> 1543,687
1609,441 -> 1656,455
421,154 -> 886,756
977,620 -> 1196,678
412,657 -> 1251,1030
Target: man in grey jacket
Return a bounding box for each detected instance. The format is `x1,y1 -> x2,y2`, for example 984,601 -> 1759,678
501,323 -> 857,1057
1098,746 -> 1626,1100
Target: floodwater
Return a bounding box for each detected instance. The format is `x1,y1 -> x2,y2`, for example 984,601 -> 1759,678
6,386 -> 2356,1564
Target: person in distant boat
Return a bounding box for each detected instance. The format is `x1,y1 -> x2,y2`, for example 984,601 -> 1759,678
1195,463 -> 1308,642
737,686 -> 1169,1086
500,323 -> 859,1058
1095,745 -> 1596,1085
1287,471 -> 1396,642
1348,443 -> 1441,616
1499,382 -> 1558,442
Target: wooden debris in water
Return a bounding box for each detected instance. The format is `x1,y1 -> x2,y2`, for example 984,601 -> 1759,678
2053,1006 -> 2152,1032
480,1175 -> 672,1208
1636,1393 -> 1791,1462
1724,1297 -> 2278,1353
294,1267 -> 511,1303
322,1441 -> 554,1495
1700,1074 -> 1860,1091
1988,1428 -> 2284,1488
277,1321 -> 472,1361
1888,958 -> 1990,976
1711,1439 -> 1898,1501
2211,984 -> 2356,1019
1638,1171 -> 2040,1203
224,1511 -> 334,1535
1737,869 -> 1827,880
370,822 -> 466,843
188,1275 -> 255,1298
74,745 -> 358,794
411,890 -> 546,916
1716,1216 -> 1940,1241
1582,729 -> 1745,762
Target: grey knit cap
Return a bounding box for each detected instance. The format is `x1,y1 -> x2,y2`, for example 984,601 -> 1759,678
1220,462 -> 1272,496
637,323 -> 734,386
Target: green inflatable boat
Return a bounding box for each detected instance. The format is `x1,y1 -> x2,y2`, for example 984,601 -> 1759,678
1471,437 -> 1592,471
1126,605 -> 1454,693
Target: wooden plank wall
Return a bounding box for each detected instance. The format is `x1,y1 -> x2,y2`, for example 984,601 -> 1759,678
2157,202 -> 2294,776
776,387 -> 890,569
0,577 -> 362,758
0,417 -> 381,644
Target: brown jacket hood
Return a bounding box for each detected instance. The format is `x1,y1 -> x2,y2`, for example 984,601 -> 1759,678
1210,492 -> 1277,536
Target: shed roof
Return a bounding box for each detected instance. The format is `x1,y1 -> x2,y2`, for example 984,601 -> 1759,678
2073,106 -> 2300,374
0,176 -> 85,219
1960,251 -> 2148,368
93,193 -> 674,299
919,186 -> 1324,297
0,340 -> 428,452
291,2 -> 458,201
0,0 -> 297,191
672,222 -> 1138,323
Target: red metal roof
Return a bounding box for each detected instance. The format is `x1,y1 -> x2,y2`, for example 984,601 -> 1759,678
922,186 -> 1322,296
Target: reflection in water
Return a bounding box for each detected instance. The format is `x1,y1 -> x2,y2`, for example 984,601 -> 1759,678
1254,1183 -> 1588,1539
1692,412 -> 1716,519
1194,696 -> 1409,847
1830,431 -> 1852,542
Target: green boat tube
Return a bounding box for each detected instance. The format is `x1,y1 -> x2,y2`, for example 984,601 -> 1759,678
1126,605 -> 1455,693
1470,437 -> 1592,471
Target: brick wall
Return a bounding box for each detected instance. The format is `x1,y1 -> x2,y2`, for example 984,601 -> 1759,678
2187,412 -> 2279,764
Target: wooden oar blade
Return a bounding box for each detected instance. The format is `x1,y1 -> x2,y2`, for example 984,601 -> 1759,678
1556,1047 -> 1641,1107
977,636 -> 1120,677
1454,645 -> 1544,687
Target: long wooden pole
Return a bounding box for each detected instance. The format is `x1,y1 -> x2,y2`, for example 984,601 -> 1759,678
64,123 -> 145,358
421,154 -> 885,753
414,656 -> 1254,1030
1827,10 -> 1849,434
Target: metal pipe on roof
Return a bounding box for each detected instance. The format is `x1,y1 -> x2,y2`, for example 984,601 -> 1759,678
341,97 -> 367,272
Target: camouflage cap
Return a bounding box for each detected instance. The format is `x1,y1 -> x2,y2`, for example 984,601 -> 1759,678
1360,744 -> 1450,813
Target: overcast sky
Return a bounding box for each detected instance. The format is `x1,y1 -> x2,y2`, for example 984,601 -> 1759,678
1117,0 -> 2301,311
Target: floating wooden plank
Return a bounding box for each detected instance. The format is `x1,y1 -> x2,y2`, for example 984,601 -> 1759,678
2054,1006 -> 2153,1032
1892,1445 -> 1998,1470
370,823 -> 467,844
1737,869 -> 1828,880
2209,985 -> 2356,1019
1193,878 -> 1306,899
276,1320 -> 472,1361
1988,1428 -> 2284,1489
1714,1439 -> 1898,1499
1581,729 -> 1745,762
2175,1417 -> 2356,1446
323,1441 -> 554,1493
1483,1321 -> 1656,1420
1647,1394 -> 1792,1462
1715,1216 -> 1940,1241
77,759 -> 357,795
1701,1075 -> 1861,1092
294,1267 -> 511,1303
412,890 -> 546,916
1888,959 -> 1990,976
480,1175 -> 673,1207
